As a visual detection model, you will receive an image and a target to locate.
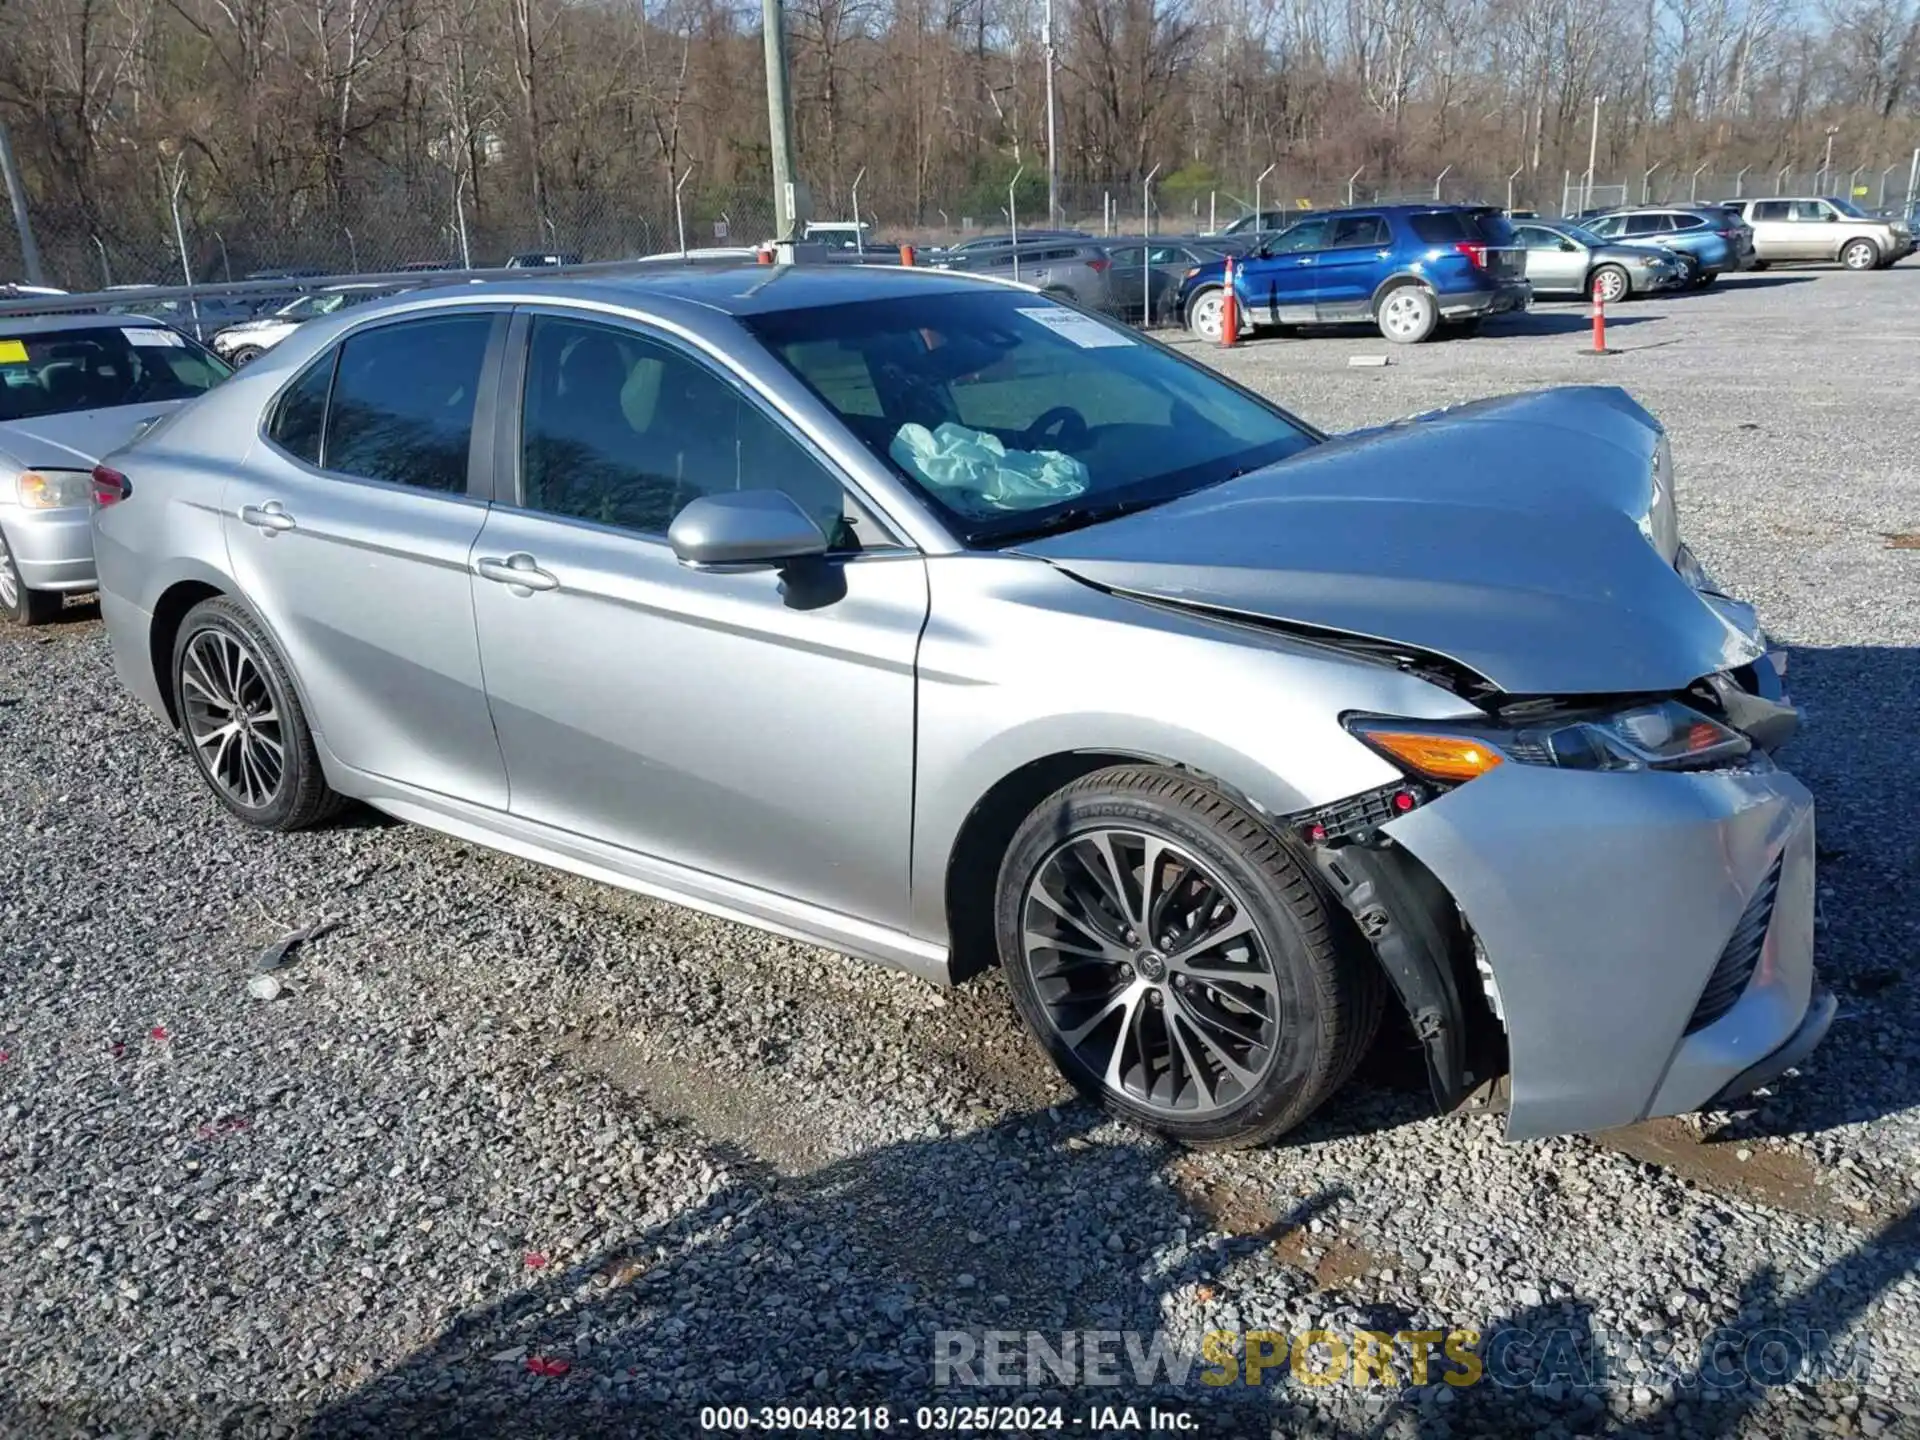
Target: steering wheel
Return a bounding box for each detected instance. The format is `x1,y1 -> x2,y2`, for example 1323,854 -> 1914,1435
1021,405 -> 1090,452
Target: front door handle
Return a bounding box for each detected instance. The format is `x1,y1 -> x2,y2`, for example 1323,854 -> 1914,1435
240,502 -> 296,533
475,553 -> 559,593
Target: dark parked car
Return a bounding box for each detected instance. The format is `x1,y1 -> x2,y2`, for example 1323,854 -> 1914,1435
1218,209 -> 1309,236
1106,237 -> 1246,322
936,230 -> 1090,258
1178,205 -> 1530,344
505,252 -> 584,269
935,241 -> 1115,312
1582,208 -> 1750,282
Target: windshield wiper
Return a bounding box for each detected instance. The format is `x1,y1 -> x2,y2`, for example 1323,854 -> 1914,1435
977,494 -> 1173,546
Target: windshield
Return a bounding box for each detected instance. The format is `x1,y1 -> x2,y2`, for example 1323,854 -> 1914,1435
1825,197 -> 1868,218
743,289 -> 1317,545
0,325 -> 230,421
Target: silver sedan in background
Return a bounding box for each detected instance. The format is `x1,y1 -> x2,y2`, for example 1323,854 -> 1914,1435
91,267 -> 1828,1147
0,315 -> 230,625
1512,218 -> 1689,301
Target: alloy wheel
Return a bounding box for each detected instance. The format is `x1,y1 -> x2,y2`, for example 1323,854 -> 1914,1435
1020,828 -> 1281,1119
0,532 -> 18,611
180,629 -> 287,808
1843,241 -> 1877,270
1593,269 -> 1627,303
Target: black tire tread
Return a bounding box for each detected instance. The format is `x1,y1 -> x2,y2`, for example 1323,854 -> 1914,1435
1000,765 -> 1383,1149
174,596 -> 345,831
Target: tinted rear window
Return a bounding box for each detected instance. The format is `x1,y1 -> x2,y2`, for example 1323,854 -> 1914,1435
1408,212 -> 1468,244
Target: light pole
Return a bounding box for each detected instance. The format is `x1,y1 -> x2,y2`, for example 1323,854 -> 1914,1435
1642,161 -> 1661,204
1432,163 -> 1453,201
1690,162 -> 1708,202
1821,127 -> 1838,193
762,0 -> 800,245
1584,95 -> 1603,211
1254,162 -> 1275,229
1043,0 -> 1058,227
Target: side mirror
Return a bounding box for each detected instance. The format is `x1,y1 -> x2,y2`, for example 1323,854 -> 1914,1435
668,489 -> 829,569
1561,239 -> 1581,252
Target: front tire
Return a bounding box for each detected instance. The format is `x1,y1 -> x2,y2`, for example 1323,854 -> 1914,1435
1376,285 -> 1438,343
1590,264 -> 1630,303
0,528 -> 63,627
996,766 -> 1383,1148
172,596 -> 343,831
227,344 -> 265,366
1184,287 -> 1226,342
1841,238 -> 1880,271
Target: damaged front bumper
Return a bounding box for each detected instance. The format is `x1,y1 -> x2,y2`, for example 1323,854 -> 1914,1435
1383,758 -> 1820,1140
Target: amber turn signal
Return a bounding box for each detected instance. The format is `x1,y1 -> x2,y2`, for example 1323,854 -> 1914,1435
1354,729 -> 1505,783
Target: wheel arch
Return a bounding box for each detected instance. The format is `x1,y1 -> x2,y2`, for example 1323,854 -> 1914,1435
150,578 -> 228,725
1367,271 -> 1432,314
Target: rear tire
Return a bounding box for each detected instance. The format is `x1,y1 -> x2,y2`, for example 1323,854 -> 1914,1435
1750,260 -> 1771,271
228,344 -> 265,366
0,528 -> 63,627
1375,285 -> 1438,343
171,596 -> 343,831
1693,271 -> 1718,287
1841,238 -> 1880,271
996,765 -> 1383,1148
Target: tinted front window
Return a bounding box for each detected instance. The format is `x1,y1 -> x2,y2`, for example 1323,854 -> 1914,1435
519,315 -> 852,542
1329,215 -> 1388,247
0,324 -> 229,422
323,314 -> 491,492
1273,219 -> 1330,253
745,289 -> 1315,545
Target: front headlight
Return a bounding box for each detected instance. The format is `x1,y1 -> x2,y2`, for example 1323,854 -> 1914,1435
1347,699 -> 1751,783
16,469 -> 93,509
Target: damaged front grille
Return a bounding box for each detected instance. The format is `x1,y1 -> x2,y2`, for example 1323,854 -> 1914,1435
1686,856 -> 1781,1033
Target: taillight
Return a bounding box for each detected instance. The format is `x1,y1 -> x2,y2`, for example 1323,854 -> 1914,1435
1717,229 -> 1735,240
91,465 -> 130,506
1454,242 -> 1488,267
1086,257 -> 1110,273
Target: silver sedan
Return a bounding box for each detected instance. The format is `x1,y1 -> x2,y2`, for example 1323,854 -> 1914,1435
1512,219 -> 1689,301
0,315 -> 230,625
91,267 -> 1829,1147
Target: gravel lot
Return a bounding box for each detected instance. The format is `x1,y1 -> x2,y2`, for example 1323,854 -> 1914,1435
3,269 -> 1918,1439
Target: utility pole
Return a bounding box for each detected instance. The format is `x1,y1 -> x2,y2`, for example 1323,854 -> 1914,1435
1584,95 -> 1602,211
0,120 -> 46,286
1821,127 -> 1838,194
762,0 -> 802,246
1043,0 -> 1058,226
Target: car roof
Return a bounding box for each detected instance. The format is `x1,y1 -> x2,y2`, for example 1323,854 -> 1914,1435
399,264 -> 990,319
0,312 -> 159,336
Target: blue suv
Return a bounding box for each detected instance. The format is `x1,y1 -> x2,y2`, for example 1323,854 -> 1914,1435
1178,205 -> 1531,344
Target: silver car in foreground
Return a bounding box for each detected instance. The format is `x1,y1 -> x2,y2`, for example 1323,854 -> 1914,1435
92,267 -> 1830,1147
1,314 -> 230,624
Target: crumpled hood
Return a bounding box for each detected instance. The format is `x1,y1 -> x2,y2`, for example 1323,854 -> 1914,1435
1015,386 -> 1765,696
0,402 -> 185,474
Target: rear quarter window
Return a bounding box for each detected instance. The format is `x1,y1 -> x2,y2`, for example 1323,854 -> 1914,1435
1408,212 -> 1471,244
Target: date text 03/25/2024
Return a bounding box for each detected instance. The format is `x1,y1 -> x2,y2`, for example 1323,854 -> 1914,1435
699,1404 -> 1197,1431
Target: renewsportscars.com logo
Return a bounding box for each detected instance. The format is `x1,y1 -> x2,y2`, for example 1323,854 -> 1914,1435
934,1325 -> 1873,1391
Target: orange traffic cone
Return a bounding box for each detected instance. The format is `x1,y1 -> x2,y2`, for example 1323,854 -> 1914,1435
1220,256 -> 1239,347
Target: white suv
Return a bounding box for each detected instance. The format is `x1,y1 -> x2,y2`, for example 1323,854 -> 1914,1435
1727,197 -> 1913,270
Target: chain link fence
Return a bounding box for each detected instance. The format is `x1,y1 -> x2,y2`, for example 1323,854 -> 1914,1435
9,159 -> 1918,293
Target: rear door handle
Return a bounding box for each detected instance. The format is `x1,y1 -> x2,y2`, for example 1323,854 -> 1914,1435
475,553 -> 559,593
240,502 -> 295,533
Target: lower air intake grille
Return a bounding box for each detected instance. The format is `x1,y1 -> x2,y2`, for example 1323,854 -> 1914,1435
1686,856 -> 1781,1034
